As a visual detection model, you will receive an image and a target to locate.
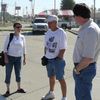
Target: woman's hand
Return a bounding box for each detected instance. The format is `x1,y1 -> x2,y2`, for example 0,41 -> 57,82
4,54 -> 9,64
23,58 -> 26,65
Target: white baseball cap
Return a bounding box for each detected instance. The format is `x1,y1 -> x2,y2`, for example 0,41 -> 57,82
47,15 -> 58,23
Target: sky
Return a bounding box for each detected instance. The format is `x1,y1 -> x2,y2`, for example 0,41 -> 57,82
1,0 -> 100,16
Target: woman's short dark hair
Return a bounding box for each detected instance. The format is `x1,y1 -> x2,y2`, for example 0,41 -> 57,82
73,3 -> 91,18
13,22 -> 22,28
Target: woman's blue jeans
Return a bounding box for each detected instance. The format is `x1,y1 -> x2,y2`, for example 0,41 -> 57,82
73,63 -> 96,100
5,55 -> 21,84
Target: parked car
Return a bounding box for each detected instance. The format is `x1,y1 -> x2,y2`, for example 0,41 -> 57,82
58,19 -> 71,30
32,17 -> 48,32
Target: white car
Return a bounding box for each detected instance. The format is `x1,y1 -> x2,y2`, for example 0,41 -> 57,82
32,17 -> 48,32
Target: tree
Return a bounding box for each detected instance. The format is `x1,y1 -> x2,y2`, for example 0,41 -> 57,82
60,0 -> 75,10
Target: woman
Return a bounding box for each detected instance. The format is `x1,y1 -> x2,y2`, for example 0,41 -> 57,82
3,22 -> 27,97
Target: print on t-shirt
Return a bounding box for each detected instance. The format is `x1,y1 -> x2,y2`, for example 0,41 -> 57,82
46,36 -> 57,53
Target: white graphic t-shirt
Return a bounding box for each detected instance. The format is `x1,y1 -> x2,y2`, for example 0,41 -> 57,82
44,28 -> 67,59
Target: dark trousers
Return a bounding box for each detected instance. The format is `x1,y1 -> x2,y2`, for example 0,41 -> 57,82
73,63 -> 96,100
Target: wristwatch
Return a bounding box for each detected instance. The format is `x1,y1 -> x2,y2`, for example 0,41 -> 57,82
74,67 -> 80,74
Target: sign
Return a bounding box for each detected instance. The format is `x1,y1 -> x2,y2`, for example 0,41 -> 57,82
15,6 -> 21,10
1,4 -> 7,12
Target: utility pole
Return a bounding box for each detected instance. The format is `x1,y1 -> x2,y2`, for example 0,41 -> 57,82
33,0 -> 35,17
1,0 -> 7,25
14,2 -> 16,16
26,6 -> 28,17
1,0 -> 3,24
54,0 -> 57,15
31,1 -> 33,17
29,0 -> 34,20
94,0 -> 96,22
54,0 -> 56,10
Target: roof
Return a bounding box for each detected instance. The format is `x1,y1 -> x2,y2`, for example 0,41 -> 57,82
58,10 -> 74,16
38,11 -> 47,16
37,10 -> 74,17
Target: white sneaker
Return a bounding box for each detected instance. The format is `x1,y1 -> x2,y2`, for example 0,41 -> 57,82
42,91 -> 55,100
61,97 -> 67,100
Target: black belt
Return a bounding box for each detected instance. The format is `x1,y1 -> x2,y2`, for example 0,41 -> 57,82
74,62 -> 96,67
48,57 -> 62,60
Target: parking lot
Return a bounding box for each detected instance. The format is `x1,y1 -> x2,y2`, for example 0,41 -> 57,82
0,30 -> 100,100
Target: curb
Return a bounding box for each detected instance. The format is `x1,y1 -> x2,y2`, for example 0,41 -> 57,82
67,29 -> 78,35
0,29 -> 32,31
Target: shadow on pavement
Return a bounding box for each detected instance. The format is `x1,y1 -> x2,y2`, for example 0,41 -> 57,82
22,31 -> 45,36
1,91 -> 18,99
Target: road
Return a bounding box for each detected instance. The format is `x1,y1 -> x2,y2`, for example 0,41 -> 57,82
0,30 -> 100,100
0,23 -> 32,31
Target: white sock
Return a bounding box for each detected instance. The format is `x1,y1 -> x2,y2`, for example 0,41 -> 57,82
50,91 -> 54,94
62,96 -> 67,100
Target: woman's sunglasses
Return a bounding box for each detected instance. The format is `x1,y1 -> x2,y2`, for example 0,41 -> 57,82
15,26 -> 22,28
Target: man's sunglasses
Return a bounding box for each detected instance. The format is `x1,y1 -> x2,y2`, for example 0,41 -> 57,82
15,26 -> 22,28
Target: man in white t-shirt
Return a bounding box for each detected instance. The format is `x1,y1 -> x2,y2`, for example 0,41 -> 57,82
73,3 -> 100,100
42,15 -> 67,100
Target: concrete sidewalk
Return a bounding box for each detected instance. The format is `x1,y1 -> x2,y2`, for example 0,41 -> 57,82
0,31 -> 99,100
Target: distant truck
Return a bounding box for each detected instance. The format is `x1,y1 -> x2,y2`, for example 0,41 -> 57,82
32,17 -> 48,32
